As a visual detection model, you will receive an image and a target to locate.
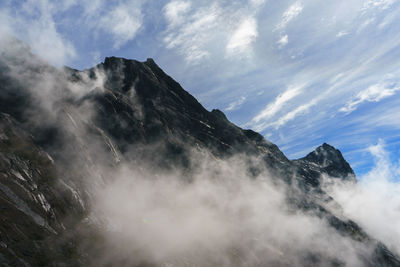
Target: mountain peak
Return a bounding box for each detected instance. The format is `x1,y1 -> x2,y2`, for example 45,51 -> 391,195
300,143 -> 355,181
102,56 -> 158,69
145,57 -> 156,65
306,143 -> 344,162
102,56 -> 140,69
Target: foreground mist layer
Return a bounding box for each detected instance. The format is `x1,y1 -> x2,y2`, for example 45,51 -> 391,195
0,37 -> 399,266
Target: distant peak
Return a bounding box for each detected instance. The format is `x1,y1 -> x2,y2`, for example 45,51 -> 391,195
305,143 -> 343,162
321,143 -> 335,150
145,58 -> 155,64
300,143 -> 355,180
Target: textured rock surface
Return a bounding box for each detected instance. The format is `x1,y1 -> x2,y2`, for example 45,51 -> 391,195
0,113 -> 86,266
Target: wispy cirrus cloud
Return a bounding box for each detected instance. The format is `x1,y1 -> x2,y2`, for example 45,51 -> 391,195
272,1 -> 304,51
252,85 -> 304,123
362,0 -> 398,11
162,2 -> 220,63
226,17 -> 258,56
249,84 -> 304,131
275,1 -> 303,30
340,81 -> 400,114
164,1 -> 191,27
336,31 -> 349,38
98,1 -> 143,49
162,0 -> 265,63
277,34 -> 288,47
0,0 -> 76,66
78,0 -> 144,49
0,0 -> 146,65
273,102 -> 314,129
225,96 -> 247,111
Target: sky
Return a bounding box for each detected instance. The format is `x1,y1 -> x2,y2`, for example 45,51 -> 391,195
1,0 -> 400,178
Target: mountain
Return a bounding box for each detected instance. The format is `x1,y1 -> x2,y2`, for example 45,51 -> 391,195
0,38 -> 399,266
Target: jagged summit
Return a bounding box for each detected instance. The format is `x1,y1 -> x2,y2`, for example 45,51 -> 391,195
144,57 -> 157,65
297,143 -> 356,181
303,143 -> 345,164
82,57 -> 283,162
102,56 -> 160,74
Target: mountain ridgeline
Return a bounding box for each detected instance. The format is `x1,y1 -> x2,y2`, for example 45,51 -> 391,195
0,38 -> 399,266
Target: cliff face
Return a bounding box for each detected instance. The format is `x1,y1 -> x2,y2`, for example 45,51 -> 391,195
0,40 -> 399,266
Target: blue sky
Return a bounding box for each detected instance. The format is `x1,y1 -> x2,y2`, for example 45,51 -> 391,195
1,0 -> 400,178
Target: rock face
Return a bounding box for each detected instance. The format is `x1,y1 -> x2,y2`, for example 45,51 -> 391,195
297,143 -> 356,180
0,40 -> 400,266
0,113 -> 85,266
293,143 -> 356,188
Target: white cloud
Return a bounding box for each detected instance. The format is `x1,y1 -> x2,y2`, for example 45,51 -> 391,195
362,0 -> 398,11
336,31 -> 349,37
340,82 -> 400,114
163,3 -> 220,63
92,152 -> 371,266
99,2 -> 143,49
272,99 -> 316,128
325,140 -> 400,255
0,0 -> 76,66
277,34 -> 289,47
29,23 -> 76,67
226,17 -> 258,56
164,1 -> 191,26
249,0 -> 266,7
357,17 -> 376,32
162,1 -> 266,63
225,96 -> 246,111
253,85 -> 303,124
276,1 -> 304,30
378,10 -> 398,28
248,85 -> 308,132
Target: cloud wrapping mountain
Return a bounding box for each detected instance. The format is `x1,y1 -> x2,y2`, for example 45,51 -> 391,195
0,37 -> 400,266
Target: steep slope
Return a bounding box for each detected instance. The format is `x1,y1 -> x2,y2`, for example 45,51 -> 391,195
80,56 -> 290,176
0,39 -> 399,266
0,113 -> 86,266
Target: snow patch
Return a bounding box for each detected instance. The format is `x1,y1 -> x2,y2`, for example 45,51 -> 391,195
11,170 -> 26,182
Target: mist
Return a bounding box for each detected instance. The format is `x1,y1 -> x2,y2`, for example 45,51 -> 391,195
87,153 -> 374,266
324,140 -> 400,256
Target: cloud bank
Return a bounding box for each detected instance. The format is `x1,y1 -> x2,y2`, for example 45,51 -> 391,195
325,140 -> 400,256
